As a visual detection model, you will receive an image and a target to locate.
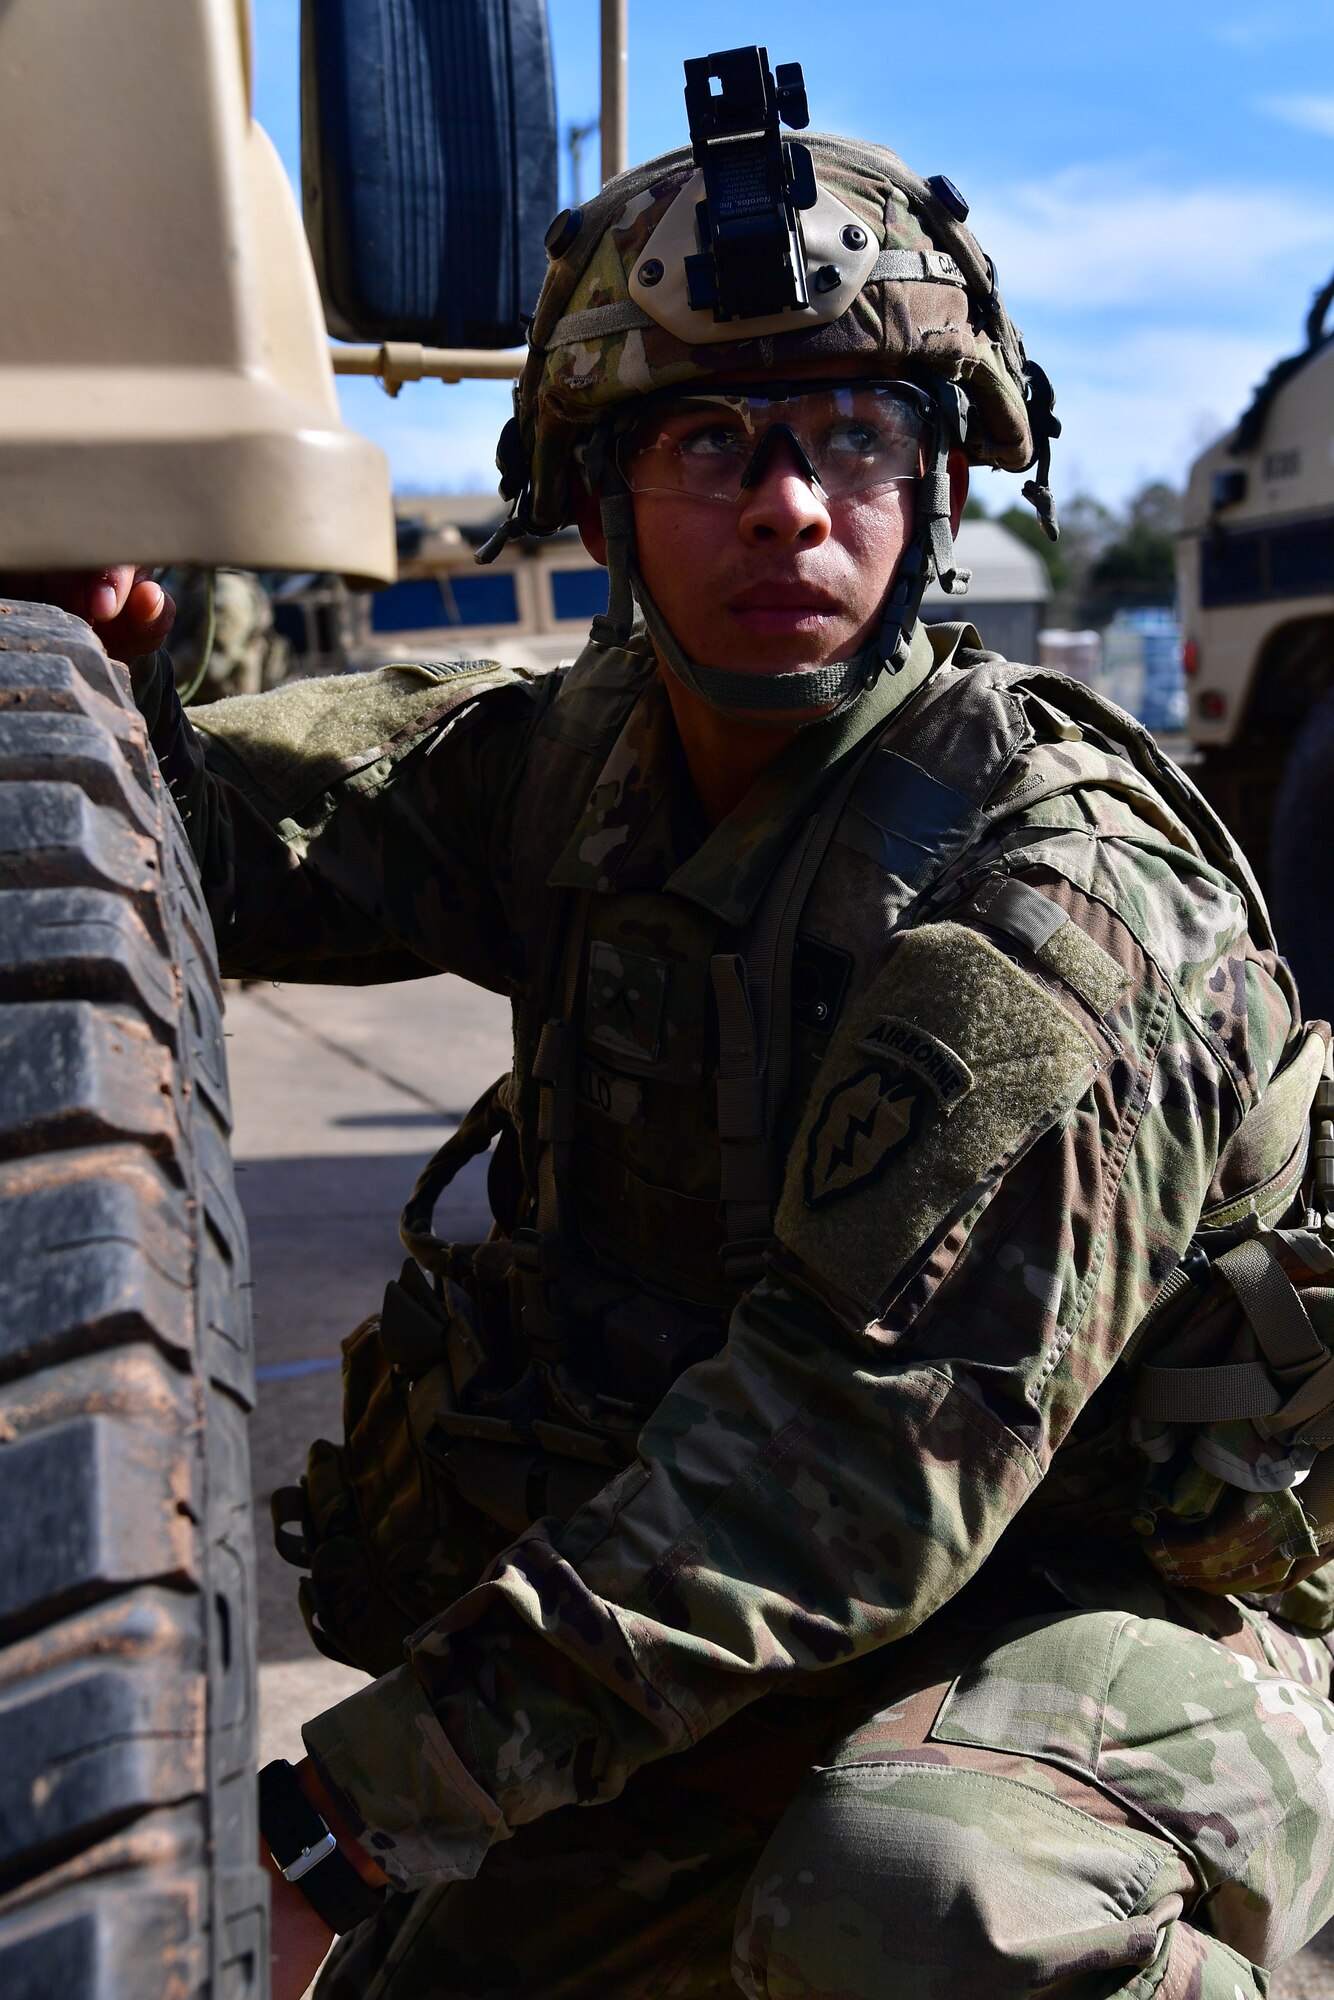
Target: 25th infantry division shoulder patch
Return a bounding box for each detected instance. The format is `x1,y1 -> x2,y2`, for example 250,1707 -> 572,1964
804,1062 -> 928,1208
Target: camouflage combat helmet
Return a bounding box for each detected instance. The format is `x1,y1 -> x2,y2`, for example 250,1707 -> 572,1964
482,47 -> 1060,724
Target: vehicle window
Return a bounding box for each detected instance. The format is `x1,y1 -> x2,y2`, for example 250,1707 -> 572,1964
370,573 -> 520,631
550,567 -> 611,622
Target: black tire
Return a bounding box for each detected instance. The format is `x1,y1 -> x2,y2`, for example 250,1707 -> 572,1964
0,603 -> 264,2000
1269,685 -> 1334,1028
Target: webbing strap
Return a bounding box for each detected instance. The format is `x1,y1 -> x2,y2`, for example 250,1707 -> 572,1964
1132,1235 -> 1334,1437
709,717 -> 954,1279
515,891 -> 592,1363
1266,1353 -> 1334,1442
1216,1236 -> 1324,1376
399,1076 -> 510,1275
711,955 -> 774,1252
550,253 -> 966,347
867,248 -> 966,285
710,812 -> 826,1268
590,486 -> 638,648
1135,1360 -> 1282,1424
551,299 -> 653,345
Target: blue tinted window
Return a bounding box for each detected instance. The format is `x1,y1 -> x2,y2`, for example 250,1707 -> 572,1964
371,578 -> 449,631
370,572 -> 519,632
444,573 -> 520,625
551,568 -> 610,622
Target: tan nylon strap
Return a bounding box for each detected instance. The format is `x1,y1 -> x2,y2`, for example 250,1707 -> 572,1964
398,1073 -> 510,1275
1216,1236 -> 1324,1377
532,1019 -> 564,1083
757,742 -> 884,1139
711,954 -> 760,1099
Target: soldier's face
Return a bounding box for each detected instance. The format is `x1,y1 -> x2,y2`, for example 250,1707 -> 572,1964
577,369 -> 967,694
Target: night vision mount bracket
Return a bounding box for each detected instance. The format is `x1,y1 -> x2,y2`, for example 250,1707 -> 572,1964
628,47 -> 880,346
683,45 -> 814,321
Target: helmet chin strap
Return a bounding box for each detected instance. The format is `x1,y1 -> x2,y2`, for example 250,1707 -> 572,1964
587,405 -> 971,730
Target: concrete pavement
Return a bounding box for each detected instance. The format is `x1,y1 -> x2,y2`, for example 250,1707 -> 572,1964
228,971 -> 511,1662
227,971 -> 1334,1994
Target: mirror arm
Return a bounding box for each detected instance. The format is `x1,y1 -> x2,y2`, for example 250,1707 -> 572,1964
330,341 -> 525,396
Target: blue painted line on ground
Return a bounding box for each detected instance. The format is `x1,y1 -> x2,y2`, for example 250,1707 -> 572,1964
256,1356 -> 342,1384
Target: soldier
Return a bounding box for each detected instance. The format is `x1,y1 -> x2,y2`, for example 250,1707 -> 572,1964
24,56 -> 1334,2000
158,566 -> 293,702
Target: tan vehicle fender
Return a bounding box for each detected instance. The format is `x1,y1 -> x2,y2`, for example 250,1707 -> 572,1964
0,0 -> 395,581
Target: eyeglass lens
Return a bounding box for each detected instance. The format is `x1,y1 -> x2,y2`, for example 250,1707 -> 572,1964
622,385 -> 927,503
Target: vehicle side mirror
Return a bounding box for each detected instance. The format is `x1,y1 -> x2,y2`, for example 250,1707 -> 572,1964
301,0 -> 557,349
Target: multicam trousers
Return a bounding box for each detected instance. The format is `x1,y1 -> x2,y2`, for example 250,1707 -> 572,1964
318,1590 -> 1334,2000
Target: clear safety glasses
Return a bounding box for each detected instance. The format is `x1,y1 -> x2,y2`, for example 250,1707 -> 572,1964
617,379 -> 934,506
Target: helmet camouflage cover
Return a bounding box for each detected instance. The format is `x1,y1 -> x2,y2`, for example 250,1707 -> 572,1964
504,134 -> 1052,541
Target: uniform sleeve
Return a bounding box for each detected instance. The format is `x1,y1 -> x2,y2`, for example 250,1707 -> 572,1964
132,648 -> 538,987
302,829 -> 1294,1891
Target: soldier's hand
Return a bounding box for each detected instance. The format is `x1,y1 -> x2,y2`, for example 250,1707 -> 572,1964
0,564 -> 175,661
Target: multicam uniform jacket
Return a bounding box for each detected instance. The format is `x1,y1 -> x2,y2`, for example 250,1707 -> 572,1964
135,621 -> 1302,1893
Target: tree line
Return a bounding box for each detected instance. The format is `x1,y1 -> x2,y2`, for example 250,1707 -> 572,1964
967,480 -> 1179,629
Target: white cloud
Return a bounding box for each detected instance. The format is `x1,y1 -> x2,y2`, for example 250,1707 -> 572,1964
970,163 -> 1333,312
1216,14 -> 1293,50
1260,94 -> 1334,139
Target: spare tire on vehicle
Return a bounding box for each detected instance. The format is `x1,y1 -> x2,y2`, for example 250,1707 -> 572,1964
0,602 -> 264,2000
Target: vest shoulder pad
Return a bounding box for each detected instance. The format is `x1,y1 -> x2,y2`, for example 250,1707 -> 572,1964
192,658 -> 535,817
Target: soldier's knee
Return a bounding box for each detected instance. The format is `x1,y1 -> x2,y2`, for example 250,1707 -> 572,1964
731,1762 -> 1188,2000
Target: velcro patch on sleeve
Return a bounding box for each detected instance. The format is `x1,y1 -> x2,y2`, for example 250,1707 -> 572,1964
775,921 -> 1104,1315
193,660 -> 524,817
959,875 -> 1130,1020
1035,921 -> 1129,1017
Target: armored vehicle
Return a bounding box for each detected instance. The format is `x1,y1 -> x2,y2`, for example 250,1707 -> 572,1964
1177,275 -> 1334,1017
0,2 -> 557,1995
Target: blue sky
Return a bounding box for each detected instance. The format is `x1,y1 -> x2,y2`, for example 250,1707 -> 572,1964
253,0 -> 1334,512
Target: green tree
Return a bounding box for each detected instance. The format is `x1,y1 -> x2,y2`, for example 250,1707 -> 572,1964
1081,480 -> 1179,624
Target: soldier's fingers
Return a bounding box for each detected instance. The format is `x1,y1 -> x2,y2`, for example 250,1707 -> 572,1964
85,569 -> 134,623
0,565 -> 134,621
98,575 -> 176,663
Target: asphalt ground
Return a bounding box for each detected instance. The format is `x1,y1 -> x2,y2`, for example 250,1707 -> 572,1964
228,972 -> 1334,1994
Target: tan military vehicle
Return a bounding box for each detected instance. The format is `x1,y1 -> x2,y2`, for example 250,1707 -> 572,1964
1177,275 -> 1334,1016
0,2 -> 557,1995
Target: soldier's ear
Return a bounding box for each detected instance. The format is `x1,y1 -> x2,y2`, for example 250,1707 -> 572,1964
572,483 -> 608,566
948,450 -> 969,537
